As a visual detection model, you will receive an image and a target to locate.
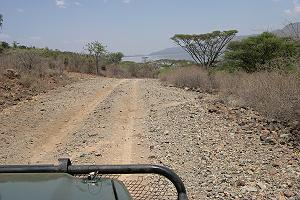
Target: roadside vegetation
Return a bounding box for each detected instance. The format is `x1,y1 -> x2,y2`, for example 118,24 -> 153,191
161,27 -> 300,128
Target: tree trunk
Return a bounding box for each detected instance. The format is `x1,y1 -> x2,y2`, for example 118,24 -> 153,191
95,56 -> 99,75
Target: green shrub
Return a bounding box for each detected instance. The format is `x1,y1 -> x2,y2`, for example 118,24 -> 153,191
158,66 -> 173,76
224,32 -> 298,72
106,52 -> 124,64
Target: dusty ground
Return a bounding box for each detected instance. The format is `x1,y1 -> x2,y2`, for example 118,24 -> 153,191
0,77 -> 299,199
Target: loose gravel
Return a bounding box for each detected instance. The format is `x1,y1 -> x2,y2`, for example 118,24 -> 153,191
141,79 -> 300,200
0,77 -> 299,200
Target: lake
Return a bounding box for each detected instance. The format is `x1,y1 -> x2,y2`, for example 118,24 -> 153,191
123,53 -> 193,63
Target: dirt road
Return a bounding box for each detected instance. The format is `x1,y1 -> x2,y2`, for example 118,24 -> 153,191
0,77 -> 149,165
0,77 -> 299,199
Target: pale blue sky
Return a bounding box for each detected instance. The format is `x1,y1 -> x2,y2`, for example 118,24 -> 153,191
0,0 -> 300,55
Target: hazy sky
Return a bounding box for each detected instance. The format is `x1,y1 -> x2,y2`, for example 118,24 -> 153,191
0,0 -> 300,55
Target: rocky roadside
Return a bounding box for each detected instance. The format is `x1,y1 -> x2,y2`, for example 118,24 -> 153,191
141,80 -> 300,200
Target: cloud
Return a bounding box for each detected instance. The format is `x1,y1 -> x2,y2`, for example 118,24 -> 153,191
104,0 -> 132,3
17,8 -> 24,13
55,0 -> 83,8
56,0 -> 66,8
285,0 -> 300,15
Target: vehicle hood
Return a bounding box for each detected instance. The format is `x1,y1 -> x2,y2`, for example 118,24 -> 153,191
0,173 -> 131,200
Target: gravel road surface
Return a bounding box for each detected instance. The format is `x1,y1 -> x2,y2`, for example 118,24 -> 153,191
0,77 -> 299,199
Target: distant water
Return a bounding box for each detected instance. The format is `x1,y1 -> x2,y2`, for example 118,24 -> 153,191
123,53 -> 193,63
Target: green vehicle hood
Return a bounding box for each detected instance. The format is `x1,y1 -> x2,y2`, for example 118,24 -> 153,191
0,173 -> 132,200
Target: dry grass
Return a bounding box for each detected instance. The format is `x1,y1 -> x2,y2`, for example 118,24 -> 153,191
160,66 -> 300,122
159,66 -> 213,92
105,64 -> 131,78
134,63 -> 160,78
0,50 -> 74,111
105,63 -> 160,79
213,71 -> 300,121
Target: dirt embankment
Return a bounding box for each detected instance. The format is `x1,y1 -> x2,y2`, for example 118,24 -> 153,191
0,70 -> 93,112
0,77 -> 299,199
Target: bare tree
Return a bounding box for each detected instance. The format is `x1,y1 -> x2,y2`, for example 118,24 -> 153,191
171,30 -> 238,68
17,50 -> 40,71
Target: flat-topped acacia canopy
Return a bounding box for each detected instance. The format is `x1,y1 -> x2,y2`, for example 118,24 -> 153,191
171,30 -> 238,67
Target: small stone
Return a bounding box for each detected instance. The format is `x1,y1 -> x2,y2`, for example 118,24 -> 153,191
272,161 -> 280,168
269,169 -> 277,176
242,186 -> 258,192
280,134 -> 290,138
208,108 -> 218,114
148,155 -> 156,159
4,69 -> 20,79
80,153 -> 85,158
236,180 -> 246,187
284,190 -> 294,198
257,182 -> 267,190
95,153 -> 102,157
286,181 -> 293,188
279,192 -> 287,200
266,137 -> 276,144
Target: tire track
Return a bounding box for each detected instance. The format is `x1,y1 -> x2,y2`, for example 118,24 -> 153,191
29,79 -> 125,163
67,79 -> 149,165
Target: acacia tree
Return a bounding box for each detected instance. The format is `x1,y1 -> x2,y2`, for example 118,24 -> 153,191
86,41 -> 107,75
171,30 -> 238,68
